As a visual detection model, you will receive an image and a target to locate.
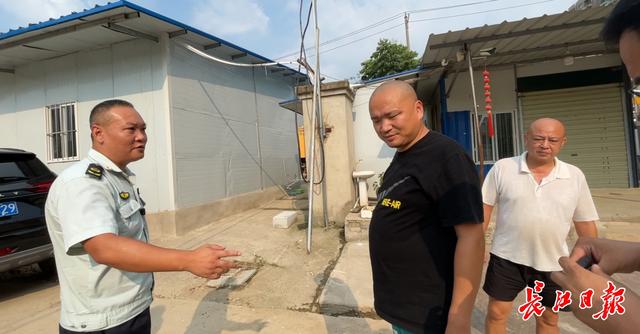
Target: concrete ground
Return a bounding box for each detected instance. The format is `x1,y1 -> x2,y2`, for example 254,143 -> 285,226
0,195 -> 391,334
321,187 -> 640,334
0,187 -> 638,333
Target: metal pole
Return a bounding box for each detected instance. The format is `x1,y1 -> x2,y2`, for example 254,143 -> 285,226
404,13 -> 410,50
306,0 -> 319,254
314,1 -> 329,230
306,90 -> 318,254
466,44 -> 485,182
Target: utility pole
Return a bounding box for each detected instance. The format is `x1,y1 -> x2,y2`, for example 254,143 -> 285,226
465,43 -> 485,183
404,12 -> 410,50
306,0 -> 328,254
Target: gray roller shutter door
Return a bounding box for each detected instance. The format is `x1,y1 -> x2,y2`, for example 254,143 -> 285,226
521,83 -> 629,188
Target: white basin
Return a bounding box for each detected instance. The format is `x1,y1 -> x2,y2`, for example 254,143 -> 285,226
352,170 -> 376,207
352,170 -> 375,178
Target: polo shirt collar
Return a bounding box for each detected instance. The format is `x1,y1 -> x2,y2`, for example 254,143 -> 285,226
519,151 -> 570,179
88,149 -> 135,177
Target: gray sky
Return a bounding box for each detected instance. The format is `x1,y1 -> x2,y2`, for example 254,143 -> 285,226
0,0 -> 581,80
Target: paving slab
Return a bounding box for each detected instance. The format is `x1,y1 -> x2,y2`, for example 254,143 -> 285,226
4,295 -> 393,334
207,268 -> 258,288
151,205 -> 343,311
319,242 -> 375,315
591,188 -> 640,222
149,298 -> 392,334
0,196 -> 366,334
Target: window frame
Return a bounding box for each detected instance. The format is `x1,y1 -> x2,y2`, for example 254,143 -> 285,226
44,101 -> 79,163
470,110 -> 518,164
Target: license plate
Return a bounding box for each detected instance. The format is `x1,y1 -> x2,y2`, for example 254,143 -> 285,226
0,201 -> 19,218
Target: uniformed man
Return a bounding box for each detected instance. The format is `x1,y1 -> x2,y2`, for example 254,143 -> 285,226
45,99 -> 240,334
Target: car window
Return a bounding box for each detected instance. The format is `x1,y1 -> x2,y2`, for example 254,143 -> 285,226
0,162 -> 28,179
0,154 -> 52,182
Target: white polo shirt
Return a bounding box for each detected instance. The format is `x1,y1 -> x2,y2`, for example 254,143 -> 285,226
45,149 -> 153,331
482,152 -> 599,271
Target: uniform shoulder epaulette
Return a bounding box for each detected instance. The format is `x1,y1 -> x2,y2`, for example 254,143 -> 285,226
85,163 -> 104,180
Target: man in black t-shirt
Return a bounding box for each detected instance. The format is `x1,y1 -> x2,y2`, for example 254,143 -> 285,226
368,80 -> 484,334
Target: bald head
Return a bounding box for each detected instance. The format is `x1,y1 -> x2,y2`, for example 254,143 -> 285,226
524,117 -> 567,166
369,80 -> 418,109
368,80 -> 427,152
527,118 -> 566,138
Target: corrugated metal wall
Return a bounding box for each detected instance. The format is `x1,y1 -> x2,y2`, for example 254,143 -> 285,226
168,42 -> 298,209
521,83 -> 629,187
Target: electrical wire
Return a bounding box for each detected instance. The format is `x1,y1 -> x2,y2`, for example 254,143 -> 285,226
410,0 -> 555,23
296,0 -> 326,186
298,0 -> 313,73
316,23 -> 404,56
301,0 -> 557,57
297,0 -> 312,183
322,0 -> 501,46
275,0 -> 501,60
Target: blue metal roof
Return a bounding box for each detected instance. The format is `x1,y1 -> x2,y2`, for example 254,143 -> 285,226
363,67 -> 425,85
0,0 -> 305,77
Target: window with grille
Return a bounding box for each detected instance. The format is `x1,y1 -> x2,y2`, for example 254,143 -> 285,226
471,111 -> 517,163
45,102 -> 78,162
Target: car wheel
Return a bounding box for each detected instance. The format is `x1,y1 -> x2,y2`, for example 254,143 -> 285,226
38,258 -> 57,277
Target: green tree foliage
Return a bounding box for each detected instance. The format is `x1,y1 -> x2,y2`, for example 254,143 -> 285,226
359,39 -> 420,81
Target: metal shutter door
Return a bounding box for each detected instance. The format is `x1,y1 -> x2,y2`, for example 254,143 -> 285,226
521,83 -> 629,187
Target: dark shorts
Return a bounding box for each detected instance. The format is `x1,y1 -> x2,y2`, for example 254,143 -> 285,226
483,253 -> 569,311
59,308 -> 151,334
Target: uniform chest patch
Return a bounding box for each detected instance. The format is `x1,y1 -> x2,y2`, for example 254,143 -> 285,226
119,192 -> 130,200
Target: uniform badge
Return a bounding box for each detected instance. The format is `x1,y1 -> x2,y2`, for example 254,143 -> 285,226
119,192 -> 130,200
85,164 -> 103,179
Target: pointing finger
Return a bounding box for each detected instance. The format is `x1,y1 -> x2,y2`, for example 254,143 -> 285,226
219,249 -> 241,257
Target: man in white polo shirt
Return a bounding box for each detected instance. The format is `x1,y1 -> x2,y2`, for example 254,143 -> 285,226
482,118 -> 598,334
46,100 -> 240,333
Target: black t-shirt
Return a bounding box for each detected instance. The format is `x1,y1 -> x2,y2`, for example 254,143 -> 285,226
369,131 -> 483,334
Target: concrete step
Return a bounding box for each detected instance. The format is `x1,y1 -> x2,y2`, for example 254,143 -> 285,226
344,212 -> 371,242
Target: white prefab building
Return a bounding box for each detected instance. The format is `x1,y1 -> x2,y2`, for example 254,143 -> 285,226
0,1 -> 307,235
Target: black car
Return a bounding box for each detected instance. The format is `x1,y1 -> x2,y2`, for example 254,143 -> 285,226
0,148 -> 56,275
